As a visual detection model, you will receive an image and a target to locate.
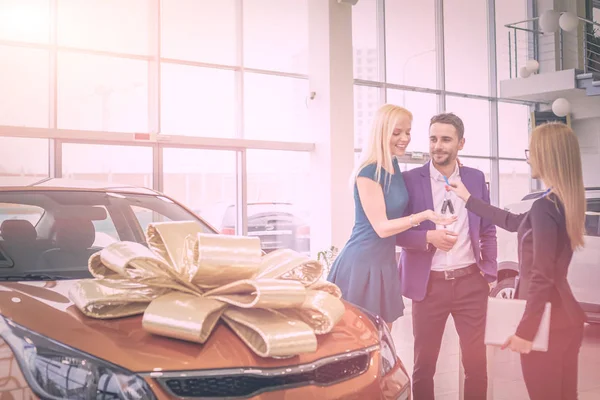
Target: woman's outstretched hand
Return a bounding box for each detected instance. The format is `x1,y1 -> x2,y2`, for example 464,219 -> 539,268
426,210 -> 458,226
445,179 -> 471,202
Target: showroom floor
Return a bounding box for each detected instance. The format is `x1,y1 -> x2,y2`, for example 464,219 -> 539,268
391,300 -> 600,400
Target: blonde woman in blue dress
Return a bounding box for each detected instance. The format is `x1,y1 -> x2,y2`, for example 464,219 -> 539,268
328,104 -> 456,330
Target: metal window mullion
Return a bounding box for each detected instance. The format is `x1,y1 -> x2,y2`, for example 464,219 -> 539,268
489,110 -> 500,208
148,0 -> 162,192
50,138 -> 62,178
236,149 -> 248,235
235,0 -> 244,140
148,0 -> 161,135
528,104 -> 541,192
434,0 -> 446,112
49,0 -> 59,178
49,0 -> 58,130
495,156 -> 527,162
234,0 -> 247,236
0,40 -> 152,61
353,79 -> 387,88
488,0 -> 500,208
376,0 -> 387,103
236,69 -> 244,139
153,144 -> 163,193
459,154 -> 503,160
0,125 -> 315,151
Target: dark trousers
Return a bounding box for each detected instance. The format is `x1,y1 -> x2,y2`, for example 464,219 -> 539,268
412,270 -> 489,400
520,324 -> 584,400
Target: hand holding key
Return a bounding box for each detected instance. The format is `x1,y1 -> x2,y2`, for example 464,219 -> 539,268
445,178 -> 471,202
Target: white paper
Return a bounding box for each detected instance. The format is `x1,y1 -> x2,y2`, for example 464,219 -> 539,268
484,297 -> 551,352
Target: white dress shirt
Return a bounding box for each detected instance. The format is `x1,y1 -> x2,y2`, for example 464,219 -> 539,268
429,161 -> 477,271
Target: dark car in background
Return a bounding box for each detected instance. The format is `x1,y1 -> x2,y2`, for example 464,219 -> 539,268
209,202 -> 310,255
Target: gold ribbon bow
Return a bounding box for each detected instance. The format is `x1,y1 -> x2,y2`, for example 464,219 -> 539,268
69,221 -> 345,358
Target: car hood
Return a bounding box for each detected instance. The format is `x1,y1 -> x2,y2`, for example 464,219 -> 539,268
0,281 -> 379,373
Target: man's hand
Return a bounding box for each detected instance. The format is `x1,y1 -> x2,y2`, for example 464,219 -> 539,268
426,230 -> 458,252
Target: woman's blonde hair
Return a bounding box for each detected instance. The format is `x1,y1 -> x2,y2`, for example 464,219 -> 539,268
353,104 -> 413,187
529,122 -> 586,250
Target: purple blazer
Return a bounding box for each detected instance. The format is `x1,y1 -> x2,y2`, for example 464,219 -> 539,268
396,162 -> 498,301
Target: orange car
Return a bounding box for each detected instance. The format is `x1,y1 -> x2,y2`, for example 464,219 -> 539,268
0,179 -> 410,399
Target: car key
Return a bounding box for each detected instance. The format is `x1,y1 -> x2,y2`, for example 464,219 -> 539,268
441,176 -> 455,215
446,198 -> 455,214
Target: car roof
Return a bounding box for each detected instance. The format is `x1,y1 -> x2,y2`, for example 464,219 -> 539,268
522,187 -> 600,201
0,177 -> 159,195
584,187 -> 599,200
505,187 -> 600,212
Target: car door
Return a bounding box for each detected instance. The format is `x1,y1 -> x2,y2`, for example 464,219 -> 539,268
567,199 -> 600,306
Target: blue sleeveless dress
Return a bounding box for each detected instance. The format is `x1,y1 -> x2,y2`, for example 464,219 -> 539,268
327,158 -> 408,323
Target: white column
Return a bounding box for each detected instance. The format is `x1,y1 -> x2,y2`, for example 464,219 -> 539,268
307,0 -> 356,257
536,0 -> 560,73
536,0 -> 588,73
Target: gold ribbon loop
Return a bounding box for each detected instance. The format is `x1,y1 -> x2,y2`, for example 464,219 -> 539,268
194,233 -> 263,267
256,249 -> 323,286
292,290 -> 346,334
89,241 -> 169,279
70,279 -> 165,319
307,280 -> 343,299
143,292 -> 227,343
189,235 -> 263,289
89,242 -> 201,295
204,279 -> 306,309
222,308 -> 318,358
147,221 -> 202,271
70,221 -> 345,358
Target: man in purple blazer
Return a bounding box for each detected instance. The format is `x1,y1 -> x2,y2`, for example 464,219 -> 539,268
397,113 -> 497,400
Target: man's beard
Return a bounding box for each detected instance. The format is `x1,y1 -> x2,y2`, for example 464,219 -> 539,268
432,152 -> 454,166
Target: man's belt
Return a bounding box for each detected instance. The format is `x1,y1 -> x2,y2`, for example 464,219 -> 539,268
430,264 -> 480,281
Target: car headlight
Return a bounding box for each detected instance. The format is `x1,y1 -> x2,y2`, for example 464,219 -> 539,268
0,317 -> 155,400
357,307 -> 398,376
378,319 -> 398,376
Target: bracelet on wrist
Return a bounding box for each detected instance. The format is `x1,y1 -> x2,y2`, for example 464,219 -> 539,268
410,214 -> 420,227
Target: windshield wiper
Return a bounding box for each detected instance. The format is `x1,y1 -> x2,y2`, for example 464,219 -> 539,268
0,274 -> 73,281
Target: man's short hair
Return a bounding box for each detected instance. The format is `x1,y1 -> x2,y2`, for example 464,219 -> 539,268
430,113 -> 465,140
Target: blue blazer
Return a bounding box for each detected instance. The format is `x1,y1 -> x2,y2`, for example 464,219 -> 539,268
396,162 -> 498,301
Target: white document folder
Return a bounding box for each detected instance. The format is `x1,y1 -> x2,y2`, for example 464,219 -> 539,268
484,297 -> 551,352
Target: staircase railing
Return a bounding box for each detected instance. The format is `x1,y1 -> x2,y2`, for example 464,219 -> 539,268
584,22 -> 600,73
504,14 -> 600,78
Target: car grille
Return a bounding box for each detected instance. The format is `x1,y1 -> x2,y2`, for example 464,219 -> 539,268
156,350 -> 372,398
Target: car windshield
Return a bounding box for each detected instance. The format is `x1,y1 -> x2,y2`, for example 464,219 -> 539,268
0,190 -> 213,280
248,203 -> 298,215
222,203 -> 306,226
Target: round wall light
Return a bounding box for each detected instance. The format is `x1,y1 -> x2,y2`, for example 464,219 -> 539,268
525,59 -> 540,73
519,66 -> 532,78
551,98 -> 571,117
559,12 -> 580,32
